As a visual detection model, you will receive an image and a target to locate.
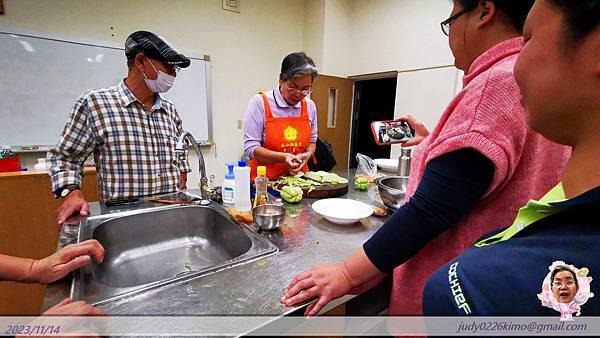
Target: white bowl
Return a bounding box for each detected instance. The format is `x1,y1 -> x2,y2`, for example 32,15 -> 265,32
311,198 -> 373,224
373,158 -> 399,172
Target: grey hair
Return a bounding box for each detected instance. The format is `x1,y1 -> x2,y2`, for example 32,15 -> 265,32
280,52 -> 318,82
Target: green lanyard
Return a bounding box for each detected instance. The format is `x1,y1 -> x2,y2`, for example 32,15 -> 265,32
474,183 -> 568,247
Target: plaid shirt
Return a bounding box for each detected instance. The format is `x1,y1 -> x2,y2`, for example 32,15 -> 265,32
48,81 -> 191,201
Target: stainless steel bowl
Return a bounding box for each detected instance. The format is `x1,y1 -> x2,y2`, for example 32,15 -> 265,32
376,176 -> 409,210
252,204 -> 286,231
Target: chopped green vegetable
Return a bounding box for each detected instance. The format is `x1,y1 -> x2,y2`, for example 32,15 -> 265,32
184,262 -> 192,272
303,171 -> 322,182
275,175 -> 321,188
304,171 -> 349,184
280,185 -> 303,203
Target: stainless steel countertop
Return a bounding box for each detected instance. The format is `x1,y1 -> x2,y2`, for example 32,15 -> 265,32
43,170 -> 390,316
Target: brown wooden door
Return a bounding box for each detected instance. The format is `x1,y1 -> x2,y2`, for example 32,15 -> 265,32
310,75 -> 353,171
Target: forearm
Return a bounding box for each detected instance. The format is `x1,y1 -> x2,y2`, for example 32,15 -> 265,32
0,254 -> 37,283
48,99 -> 95,193
47,148 -> 86,193
305,142 -> 316,157
341,247 -> 385,288
363,149 -> 494,272
253,146 -> 288,164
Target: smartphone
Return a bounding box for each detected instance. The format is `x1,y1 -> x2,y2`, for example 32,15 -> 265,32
371,120 -> 414,145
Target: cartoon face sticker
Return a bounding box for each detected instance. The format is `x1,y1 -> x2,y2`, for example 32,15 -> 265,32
538,261 -> 594,321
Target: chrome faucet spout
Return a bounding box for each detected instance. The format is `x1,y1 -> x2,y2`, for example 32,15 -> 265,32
175,131 -> 210,205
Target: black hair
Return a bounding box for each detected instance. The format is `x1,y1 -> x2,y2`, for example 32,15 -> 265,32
127,57 -> 135,70
548,0 -> 600,44
455,0 -> 535,32
550,266 -> 579,290
280,52 -> 318,82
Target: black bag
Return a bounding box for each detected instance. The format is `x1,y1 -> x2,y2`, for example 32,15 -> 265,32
308,138 -> 336,172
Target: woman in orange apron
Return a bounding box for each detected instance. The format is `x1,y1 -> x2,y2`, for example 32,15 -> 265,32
243,52 -> 319,181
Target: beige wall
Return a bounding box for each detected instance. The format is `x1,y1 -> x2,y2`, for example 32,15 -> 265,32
345,0 -> 454,75
303,0 -> 325,70
304,0 -> 455,77
0,0 -> 304,186
320,0 -> 351,78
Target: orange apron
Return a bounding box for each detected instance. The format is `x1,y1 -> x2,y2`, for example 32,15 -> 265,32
249,92 -> 311,181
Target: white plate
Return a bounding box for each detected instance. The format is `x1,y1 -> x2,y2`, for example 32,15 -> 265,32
373,158 -> 399,172
311,198 -> 373,224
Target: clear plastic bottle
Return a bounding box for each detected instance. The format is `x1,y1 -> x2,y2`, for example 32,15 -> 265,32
233,160 -> 251,212
253,166 -> 269,208
222,163 -> 235,204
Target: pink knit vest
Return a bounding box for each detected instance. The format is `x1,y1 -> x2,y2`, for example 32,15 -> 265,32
389,38 -> 571,315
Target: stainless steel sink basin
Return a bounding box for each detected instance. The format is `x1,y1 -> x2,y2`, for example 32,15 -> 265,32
71,202 -> 278,306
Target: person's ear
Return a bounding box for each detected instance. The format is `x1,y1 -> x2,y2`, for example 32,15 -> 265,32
476,0 -> 496,29
134,53 -> 146,72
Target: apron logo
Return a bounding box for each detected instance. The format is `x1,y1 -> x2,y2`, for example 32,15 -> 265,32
283,126 -> 298,141
538,261 -> 594,321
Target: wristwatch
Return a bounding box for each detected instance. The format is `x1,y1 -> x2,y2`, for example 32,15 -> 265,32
56,185 -> 80,198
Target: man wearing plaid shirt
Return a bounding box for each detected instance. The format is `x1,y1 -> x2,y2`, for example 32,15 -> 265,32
48,31 -> 192,225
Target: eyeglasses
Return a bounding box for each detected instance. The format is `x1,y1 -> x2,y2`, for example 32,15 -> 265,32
164,63 -> 181,74
553,280 -> 576,288
146,57 -> 180,74
440,7 -> 470,37
284,82 -> 312,96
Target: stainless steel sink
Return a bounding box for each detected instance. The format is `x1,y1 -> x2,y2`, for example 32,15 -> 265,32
71,202 -> 278,306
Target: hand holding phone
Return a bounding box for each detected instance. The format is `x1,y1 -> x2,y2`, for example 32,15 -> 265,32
397,115 -> 430,147
371,120 -> 414,145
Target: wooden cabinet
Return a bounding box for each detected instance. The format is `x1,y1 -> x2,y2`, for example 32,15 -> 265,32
0,169 -> 98,314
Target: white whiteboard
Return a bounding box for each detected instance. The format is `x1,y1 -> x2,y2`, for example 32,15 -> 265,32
0,27 -> 213,147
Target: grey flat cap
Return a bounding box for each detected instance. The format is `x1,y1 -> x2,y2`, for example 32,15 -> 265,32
125,31 -> 191,68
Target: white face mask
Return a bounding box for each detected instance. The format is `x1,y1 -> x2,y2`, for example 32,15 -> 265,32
143,59 -> 176,93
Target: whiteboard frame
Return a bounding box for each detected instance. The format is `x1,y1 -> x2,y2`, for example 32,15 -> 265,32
0,26 -> 213,147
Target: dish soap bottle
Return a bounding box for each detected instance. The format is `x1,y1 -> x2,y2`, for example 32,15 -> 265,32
253,165 -> 269,207
222,163 -> 235,204
233,160 -> 251,212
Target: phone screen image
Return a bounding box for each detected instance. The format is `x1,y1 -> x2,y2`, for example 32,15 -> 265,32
371,120 -> 414,145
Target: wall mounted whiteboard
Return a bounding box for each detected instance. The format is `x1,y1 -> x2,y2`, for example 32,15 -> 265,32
0,27 -> 213,148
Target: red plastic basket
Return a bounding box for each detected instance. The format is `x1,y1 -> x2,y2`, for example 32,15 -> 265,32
0,156 -> 22,173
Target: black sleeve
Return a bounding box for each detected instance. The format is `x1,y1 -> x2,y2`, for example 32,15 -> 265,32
363,148 -> 495,272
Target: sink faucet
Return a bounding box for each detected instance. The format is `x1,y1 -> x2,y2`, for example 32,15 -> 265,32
175,131 -> 211,206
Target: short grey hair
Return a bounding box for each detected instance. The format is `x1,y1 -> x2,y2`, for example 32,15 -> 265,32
280,52 -> 318,82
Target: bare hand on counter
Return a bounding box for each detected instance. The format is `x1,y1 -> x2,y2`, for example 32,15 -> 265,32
17,298 -> 106,338
56,190 -> 89,228
399,115 -> 430,147
281,263 -> 353,316
30,240 -> 104,284
282,247 -> 385,316
178,172 -> 188,190
42,297 -> 106,316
